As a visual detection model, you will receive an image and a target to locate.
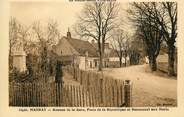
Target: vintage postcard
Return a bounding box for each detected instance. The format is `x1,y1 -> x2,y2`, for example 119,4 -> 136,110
0,0 -> 184,117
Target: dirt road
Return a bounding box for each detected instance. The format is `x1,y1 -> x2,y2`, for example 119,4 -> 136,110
103,64 -> 177,107
63,71 -> 80,86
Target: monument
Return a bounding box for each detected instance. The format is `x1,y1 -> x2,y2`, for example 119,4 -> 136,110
12,39 -> 27,72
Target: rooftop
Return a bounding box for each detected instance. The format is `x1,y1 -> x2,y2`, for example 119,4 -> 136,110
63,36 -> 98,57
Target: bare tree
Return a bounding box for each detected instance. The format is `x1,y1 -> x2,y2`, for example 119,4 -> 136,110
32,20 -> 60,73
128,31 -> 146,65
75,1 -> 120,71
128,3 -> 164,71
111,29 -> 129,67
32,20 -> 60,47
156,2 -> 177,76
122,35 -> 130,67
129,2 -> 177,75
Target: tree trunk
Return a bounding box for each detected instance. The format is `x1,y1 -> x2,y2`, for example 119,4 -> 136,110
168,45 -> 175,76
149,55 -> 157,71
125,53 -> 127,67
128,51 -> 132,65
119,57 -> 122,67
99,54 -> 103,71
129,56 -> 133,65
97,39 -> 103,71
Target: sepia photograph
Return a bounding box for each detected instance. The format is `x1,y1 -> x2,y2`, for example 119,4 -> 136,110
8,1 -> 177,107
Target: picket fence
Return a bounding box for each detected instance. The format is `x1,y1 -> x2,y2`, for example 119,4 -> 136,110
9,66 -> 132,107
9,81 -> 131,107
64,66 -> 132,107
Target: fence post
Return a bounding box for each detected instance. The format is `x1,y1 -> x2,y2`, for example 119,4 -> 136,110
55,60 -> 63,106
73,67 -> 76,80
100,78 -> 103,105
124,80 -> 132,107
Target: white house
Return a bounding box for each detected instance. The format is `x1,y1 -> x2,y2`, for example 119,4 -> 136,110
91,39 -> 129,68
53,30 -> 99,70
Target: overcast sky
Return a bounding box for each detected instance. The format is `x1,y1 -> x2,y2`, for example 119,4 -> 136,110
10,1 -> 134,38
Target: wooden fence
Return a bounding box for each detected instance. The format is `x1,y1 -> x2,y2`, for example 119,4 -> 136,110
9,66 -> 132,107
64,66 -> 132,107
9,81 -> 132,107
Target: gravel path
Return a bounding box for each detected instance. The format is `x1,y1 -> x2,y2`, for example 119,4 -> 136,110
102,64 -> 177,107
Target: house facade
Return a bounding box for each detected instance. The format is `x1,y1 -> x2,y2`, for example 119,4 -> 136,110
53,29 -> 130,70
53,30 -> 99,70
91,39 -> 130,68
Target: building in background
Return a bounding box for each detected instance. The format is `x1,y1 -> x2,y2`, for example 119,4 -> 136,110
53,30 -> 99,70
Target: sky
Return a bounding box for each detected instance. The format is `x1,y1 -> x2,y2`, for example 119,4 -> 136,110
11,2 -> 84,36
10,1 -> 134,39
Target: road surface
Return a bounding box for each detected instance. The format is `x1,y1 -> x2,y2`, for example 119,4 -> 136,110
102,64 -> 177,107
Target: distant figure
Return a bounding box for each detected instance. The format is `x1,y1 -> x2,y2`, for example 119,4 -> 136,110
55,60 -> 63,84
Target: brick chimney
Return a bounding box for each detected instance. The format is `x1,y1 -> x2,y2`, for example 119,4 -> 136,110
91,39 -> 95,45
67,27 -> 71,38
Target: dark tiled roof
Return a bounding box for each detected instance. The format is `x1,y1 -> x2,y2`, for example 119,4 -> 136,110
109,49 -> 119,57
91,42 -> 119,57
64,36 -> 98,57
92,43 -> 110,50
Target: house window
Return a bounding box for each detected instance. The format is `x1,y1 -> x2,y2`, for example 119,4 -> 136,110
86,60 -> 88,67
104,61 -> 106,67
90,61 -> 92,68
95,61 -> 97,67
